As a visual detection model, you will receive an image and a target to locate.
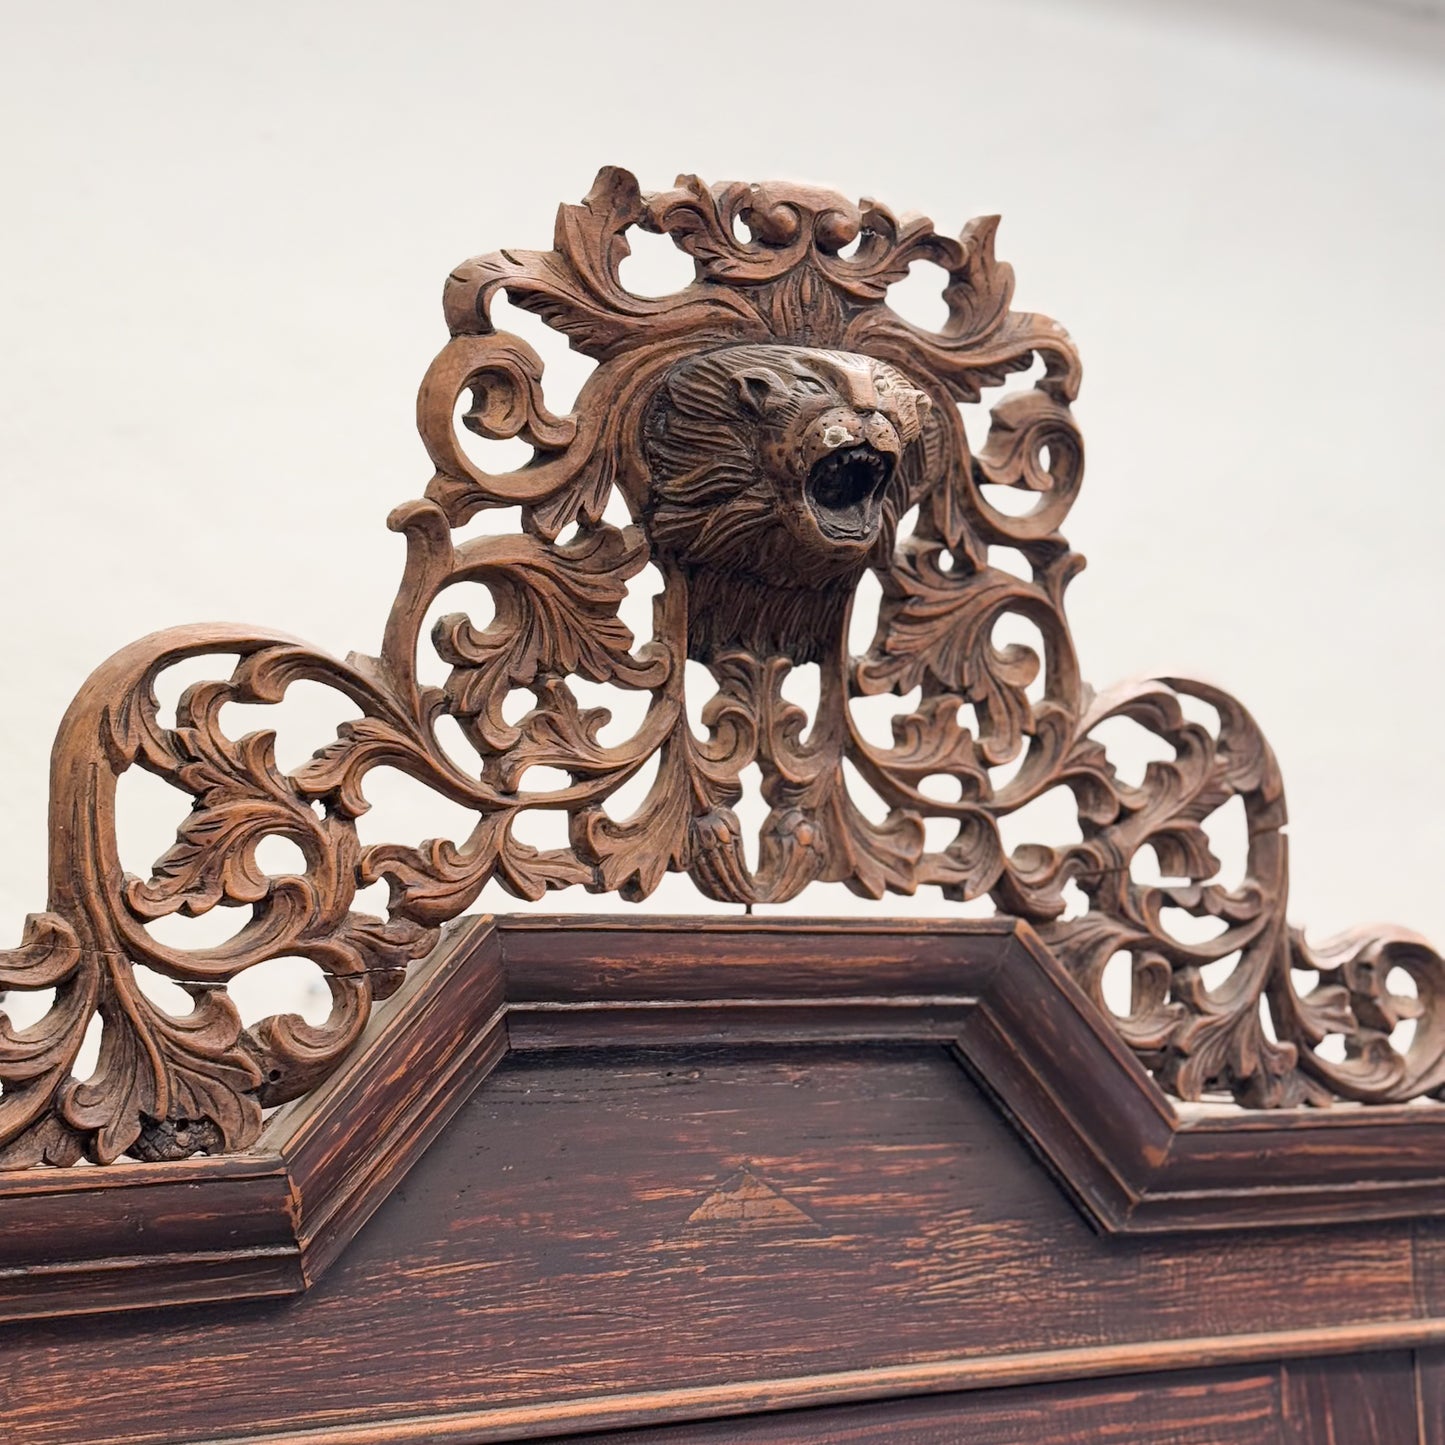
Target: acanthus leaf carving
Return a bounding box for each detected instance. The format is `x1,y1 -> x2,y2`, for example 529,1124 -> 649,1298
2,166 -> 1442,1168
435,522 -> 669,752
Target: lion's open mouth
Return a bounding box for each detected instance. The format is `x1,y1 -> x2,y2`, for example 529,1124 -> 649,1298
806,445 -> 894,542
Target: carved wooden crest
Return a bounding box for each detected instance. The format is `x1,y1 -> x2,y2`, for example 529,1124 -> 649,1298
2,167 -> 1441,1167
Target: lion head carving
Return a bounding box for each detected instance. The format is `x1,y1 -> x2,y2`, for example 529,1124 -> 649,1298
643,344 -> 932,662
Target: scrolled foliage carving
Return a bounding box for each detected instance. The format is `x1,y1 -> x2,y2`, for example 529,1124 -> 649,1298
2,166 -> 1441,1166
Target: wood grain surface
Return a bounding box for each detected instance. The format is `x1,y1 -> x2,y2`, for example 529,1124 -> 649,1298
3,1035 -> 1440,1443
8,917 -> 1445,1330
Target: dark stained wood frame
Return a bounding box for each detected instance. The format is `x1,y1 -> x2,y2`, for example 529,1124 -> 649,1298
8,914 -> 1445,1330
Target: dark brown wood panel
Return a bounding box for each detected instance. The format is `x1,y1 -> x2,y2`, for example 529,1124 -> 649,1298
1282,1351 -> 1421,1444
1418,1348 -> 1444,1445
497,914 -> 1016,1002
14,917 -> 1445,1327
0,1043 -> 1429,1445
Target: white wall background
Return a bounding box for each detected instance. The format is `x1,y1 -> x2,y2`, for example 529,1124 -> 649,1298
0,0 -> 1442,1023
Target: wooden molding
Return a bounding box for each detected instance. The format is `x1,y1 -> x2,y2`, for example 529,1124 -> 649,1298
0,915 -> 499,1321
6,915 -> 1445,1324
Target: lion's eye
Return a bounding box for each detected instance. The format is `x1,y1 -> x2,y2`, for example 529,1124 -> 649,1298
875,377 -> 892,394
795,377 -> 828,395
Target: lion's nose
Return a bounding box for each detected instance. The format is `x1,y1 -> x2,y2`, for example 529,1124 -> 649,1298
835,368 -> 881,412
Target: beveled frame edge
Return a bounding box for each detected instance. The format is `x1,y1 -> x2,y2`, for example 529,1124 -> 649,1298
3,913 -> 1445,1325
0,913 -> 503,1324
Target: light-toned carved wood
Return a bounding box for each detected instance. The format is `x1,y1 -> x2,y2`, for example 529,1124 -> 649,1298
1,167 -> 1440,1166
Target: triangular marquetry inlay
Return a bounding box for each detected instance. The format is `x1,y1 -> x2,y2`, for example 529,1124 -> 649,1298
684,1165 -> 821,1232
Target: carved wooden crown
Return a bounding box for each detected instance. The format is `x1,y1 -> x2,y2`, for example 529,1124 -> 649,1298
2,167 -> 1441,1168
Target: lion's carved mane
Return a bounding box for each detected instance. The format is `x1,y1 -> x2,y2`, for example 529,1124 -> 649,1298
643,343 -> 933,662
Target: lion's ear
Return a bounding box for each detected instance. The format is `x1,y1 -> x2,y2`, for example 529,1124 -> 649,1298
734,367 -> 783,416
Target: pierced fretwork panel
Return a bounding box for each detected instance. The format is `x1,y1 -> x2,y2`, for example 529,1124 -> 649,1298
2,169 -> 1440,1166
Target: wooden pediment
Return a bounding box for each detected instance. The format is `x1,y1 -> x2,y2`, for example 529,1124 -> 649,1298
6,917 -> 1445,1440
8,916 -> 1445,1331
3,168 -> 1445,1442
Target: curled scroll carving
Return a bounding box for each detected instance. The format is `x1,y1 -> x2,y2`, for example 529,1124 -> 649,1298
1,166 -> 1441,1166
